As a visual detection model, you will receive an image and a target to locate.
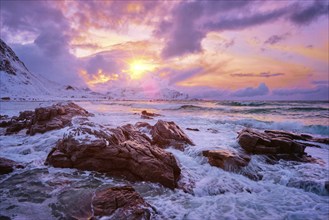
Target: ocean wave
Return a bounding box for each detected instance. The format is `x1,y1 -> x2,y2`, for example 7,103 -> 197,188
287,107 -> 329,112
218,101 -> 268,107
178,104 -> 205,110
218,119 -> 329,136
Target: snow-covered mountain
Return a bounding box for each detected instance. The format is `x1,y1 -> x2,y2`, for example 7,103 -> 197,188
0,39 -> 189,101
106,87 -> 189,100
0,39 -> 104,100
0,39 -> 52,99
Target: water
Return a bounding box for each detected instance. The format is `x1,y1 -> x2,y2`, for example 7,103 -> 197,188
0,100 -> 328,219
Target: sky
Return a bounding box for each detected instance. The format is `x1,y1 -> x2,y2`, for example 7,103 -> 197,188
0,0 -> 328,100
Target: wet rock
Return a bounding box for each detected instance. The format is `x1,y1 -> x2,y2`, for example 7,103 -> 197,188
202,150 -> 250,171
237,129 -> 327,163
151,120 -> 195,150
46,123 -> 181,189
0,157 -> 24,174
141,110 -> 161,117
4,102 -> 91,135
1,97 -> 10,100
238,129 -> 306,155
92,186 -> 155,220
207,128 -> 219,133
135,122 -> 153,131
186,128 -> 199,131
265,130 -> 329,145
141,115 -> 153,120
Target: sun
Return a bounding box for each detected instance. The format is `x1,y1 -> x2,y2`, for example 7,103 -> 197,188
127,59 -> 155,80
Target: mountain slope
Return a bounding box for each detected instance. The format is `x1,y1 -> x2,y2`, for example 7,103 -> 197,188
0,39 -> 51,98
106,87 -> 189,100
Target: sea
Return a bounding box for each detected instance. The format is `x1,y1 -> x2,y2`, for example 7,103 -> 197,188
0,100 -> 328,219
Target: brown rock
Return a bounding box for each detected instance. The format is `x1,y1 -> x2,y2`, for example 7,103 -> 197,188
92,186 -> 155,220
135,122 -> 153,131
151,120 -> 195,150
46,123 -> 181,189
202,150 -> 250,171
4,102 -> 91,135
186,128 -> 200,131
0,157 -> 24,174
238,129 -> 306,155
265,130 -> 329,145
141,110 -> 161,117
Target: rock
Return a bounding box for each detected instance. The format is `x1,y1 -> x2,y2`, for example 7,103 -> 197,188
92,186 -> 155,220
140,110 -> 161,119
66,85 -> 75,90
238,129 -> 306,155
46,122 -> 181,189
0,157 -> 24,174
141,110 -> 161,117
4,102 -> 91,135
141,115 -> 153,120
151,120 -> 195,150
135,122 -> 153,131
207,128 -> 219,133
202,150 -> 250,171
186,128 -> 199,131
265,130 -> 329,145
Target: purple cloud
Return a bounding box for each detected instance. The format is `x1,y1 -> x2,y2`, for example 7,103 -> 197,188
231,72 -> 285,78
158,0 -> 329,58
312,80 -> 329,85
264,33 -> 290,45
233,83 -> 269,97
167,67 -> 203,85
272,85 -> 329,100
158,1 -> 252,58
290,1 -> 329,25
205,7 -> 288,32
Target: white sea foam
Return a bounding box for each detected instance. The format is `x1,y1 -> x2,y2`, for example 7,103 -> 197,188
0,100 -> 328,219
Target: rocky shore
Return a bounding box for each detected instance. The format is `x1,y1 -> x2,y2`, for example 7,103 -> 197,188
0,102 -> 328,219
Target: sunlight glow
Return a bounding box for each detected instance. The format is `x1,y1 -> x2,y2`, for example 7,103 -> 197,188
79,69 -> 119,87
127,59 -> 155,80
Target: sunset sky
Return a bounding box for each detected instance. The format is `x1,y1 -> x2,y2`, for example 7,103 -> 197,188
1,0 -> 328,100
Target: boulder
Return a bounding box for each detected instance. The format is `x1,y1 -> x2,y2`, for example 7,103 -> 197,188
186,128 -> 199,131
4,102 -> 91,135
202,150 -> 250,171
92,186 -> 155,220
265,130 -> 329,145
151,120 -> 195,150
0,157 -> 24,174
141,110 -> 161,117
46,123 -> 181,189
238,129 -> 306,155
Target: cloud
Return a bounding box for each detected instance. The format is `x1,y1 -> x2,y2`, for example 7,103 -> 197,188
205,7 -> 288,32
158,1 -> 252,58
272,85 -> 329,100
84,54 -> 120,76
312,80 -> 329,85
160,1 -> 205,58
167,67 -> 203,85
290,1 -> 329,25
264,33 -> 289,45
233,83 -> 269,97
231,72 -> 285,78
159,1 -> 329,58
34,30 -> 70,57
178,85 -> 229,100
